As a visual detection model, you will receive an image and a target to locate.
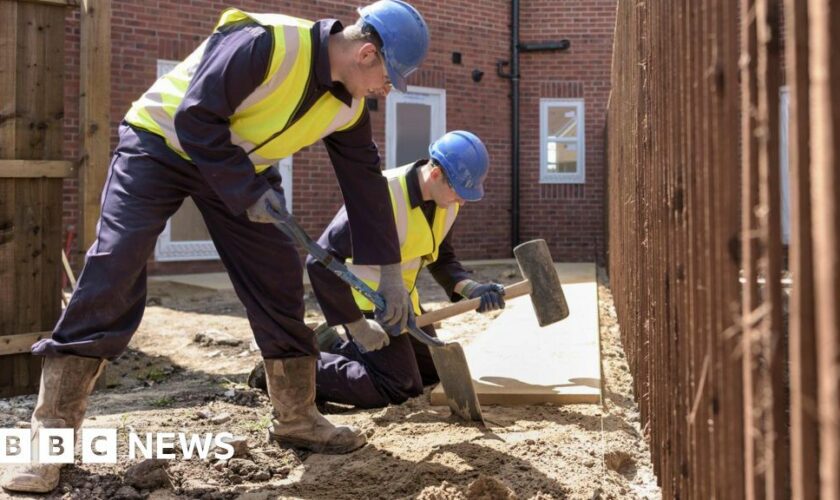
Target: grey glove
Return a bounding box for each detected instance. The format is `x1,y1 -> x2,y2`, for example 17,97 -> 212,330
376,263 -> 411,332
459,279 -> 506,313
246,188 -> 288,223
345,317 -> 390,352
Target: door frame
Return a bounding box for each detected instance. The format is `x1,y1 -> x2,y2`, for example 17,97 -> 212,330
385,86 -> 446,169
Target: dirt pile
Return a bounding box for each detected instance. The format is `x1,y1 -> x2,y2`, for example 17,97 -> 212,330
0,266 -> 660,499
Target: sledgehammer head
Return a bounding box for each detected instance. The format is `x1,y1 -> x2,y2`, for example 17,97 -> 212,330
513,239 -> 570,326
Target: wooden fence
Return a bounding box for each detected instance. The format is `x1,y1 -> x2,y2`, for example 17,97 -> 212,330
607,0 -> 838,497
0,0 -> 110,397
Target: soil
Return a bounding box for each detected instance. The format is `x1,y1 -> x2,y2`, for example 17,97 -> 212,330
0,265 -> 660,499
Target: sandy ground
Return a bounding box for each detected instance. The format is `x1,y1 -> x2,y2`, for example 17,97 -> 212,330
0,265 -> 660,499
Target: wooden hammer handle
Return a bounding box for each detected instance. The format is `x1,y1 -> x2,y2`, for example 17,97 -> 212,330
415,280 -> 532,328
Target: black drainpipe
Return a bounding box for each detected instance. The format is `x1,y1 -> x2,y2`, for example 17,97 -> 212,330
497,3 -> 570,253
496,0 -> 521,253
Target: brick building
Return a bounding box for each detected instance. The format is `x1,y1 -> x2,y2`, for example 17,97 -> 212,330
61,0 -> 616,274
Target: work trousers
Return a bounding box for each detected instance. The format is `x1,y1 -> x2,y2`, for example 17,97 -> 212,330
316,321 -> 440,408
32,124 -> 317,360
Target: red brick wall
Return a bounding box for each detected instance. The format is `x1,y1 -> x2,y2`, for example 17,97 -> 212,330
518,0 -> 616,263
61,0 -> 615,273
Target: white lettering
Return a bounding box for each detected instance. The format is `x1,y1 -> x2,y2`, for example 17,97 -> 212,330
129,432 -> 153,460
0,429 -> 31,464
213,432 -> 235,460
179,433 -> 214,460
156,432 -> 176,459
39,429 -> 73,464
82,428 -> 117,463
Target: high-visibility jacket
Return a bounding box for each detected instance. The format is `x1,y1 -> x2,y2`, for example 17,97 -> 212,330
124,9 -> 366,173
348,165 -> 459,315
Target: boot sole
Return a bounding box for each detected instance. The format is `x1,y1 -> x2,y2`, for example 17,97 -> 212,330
268,431 -> 366,454
1,471 -> 60,494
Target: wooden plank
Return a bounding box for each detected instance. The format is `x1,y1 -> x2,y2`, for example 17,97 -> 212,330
809,0 -> 840,497
718,1 -> 746,497
755,0 -> 788,496
740,0 -> 764,497
61,249 -> 76,289
784,0 -> 819,498
0,331 -> 50,356
0,1 -> 19,156
17,2 -> 66,161
0,159 -> 76,178
78,0 -> 112,252
0,2 -> 66,397
431,263 -> 601,406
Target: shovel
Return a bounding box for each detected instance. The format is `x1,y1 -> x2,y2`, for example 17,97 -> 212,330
273,216 -> 485,423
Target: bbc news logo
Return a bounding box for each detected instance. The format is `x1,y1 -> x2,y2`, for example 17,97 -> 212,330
0,429 -> 235,464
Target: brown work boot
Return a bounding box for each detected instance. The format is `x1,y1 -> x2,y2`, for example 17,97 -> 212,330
1,355 -> 105,494
264,357 -> 366,454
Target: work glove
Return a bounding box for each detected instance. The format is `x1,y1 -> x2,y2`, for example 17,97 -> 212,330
459,280 -> 506,313
375,306 -> 416,337
246,187 -> 288,223
376,263 -> 411,333
345,317 -> 390,352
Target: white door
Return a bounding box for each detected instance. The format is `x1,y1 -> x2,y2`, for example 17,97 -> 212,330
385,86 -> 446,169
153,60 -> 293,262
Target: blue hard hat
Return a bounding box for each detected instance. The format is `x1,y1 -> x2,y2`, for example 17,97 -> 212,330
429,131 -> 490,201
357,0 -> 429,92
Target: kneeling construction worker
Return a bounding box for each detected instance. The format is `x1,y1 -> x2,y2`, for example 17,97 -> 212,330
3,0 -> 429,493
306,131 -> 505,408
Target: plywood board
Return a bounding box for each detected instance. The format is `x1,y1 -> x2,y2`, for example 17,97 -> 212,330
432,263 -> 601,406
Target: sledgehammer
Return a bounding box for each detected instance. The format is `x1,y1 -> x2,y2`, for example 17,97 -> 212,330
415,239 -> 569,328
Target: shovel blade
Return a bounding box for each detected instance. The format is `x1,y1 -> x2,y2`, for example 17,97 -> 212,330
428,342 -> 484,424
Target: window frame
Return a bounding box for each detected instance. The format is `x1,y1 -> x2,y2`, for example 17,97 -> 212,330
385,86 -> 446,169
539,98 -> 586,184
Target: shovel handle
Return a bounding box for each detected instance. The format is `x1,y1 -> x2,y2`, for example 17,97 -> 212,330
272,217 -> 444,347
415,280 -> 532,328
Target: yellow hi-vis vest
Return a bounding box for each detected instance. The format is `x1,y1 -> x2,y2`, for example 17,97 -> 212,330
124,9 -> 366,173
348,165 -> 459,315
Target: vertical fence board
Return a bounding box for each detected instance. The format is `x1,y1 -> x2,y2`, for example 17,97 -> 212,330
785,0 -> 818,498
607,0 -> 818,495
808,0 -> 840,497
0,0 -> 66,397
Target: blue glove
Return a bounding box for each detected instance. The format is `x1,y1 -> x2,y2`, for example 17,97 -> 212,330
460,280 -> 506,313
246,187 -> 288,223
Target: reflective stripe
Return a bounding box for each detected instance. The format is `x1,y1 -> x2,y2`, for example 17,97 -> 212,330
349,165 -> 459,316
124,10 -> 356,171
388,176 -> 408,245
226,130 -> 275,167
442,203 -> 458,234
325,98 -> 365,136
234,24 -> 301,113
402,258 -> 422,273
345,263 -> 381,282
144,92 -> 185,153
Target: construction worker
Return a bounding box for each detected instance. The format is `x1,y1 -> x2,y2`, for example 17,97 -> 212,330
2,1 -> 428,493
306,131 -> 505,408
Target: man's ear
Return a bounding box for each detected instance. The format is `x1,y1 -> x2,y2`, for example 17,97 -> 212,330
357,42 -> 379,65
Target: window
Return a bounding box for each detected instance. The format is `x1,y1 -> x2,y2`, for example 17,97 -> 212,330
386,86 -> 446,169
540,99 -> 585,184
